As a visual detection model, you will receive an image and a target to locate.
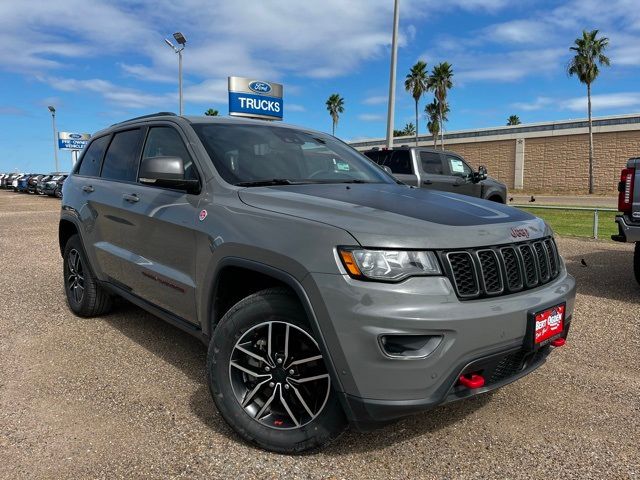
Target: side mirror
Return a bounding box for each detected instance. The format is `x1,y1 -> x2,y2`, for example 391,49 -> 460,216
474,165 -> 488,183
383,165 -> 393,175
139,156 -> 200,194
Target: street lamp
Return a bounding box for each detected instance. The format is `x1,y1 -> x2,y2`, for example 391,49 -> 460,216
48,106 -> 59,172
165,32 -> 187,115
385,0 -> 400,149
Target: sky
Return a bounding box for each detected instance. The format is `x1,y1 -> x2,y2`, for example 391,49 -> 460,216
1,0 -> 640,173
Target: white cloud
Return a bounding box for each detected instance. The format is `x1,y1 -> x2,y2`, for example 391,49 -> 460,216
362,95 -> 388,105
357,113 -> 385,122
482,20 -> 553,44
287,104 -> 306,113
511,97 -> 554,111
561,92 -> 640,111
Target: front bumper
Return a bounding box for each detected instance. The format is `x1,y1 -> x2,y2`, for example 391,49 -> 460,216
306,267 -> 576,428
613,215 -> 640,242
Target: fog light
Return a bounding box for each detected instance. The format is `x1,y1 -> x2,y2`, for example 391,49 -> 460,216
379,334 -> 442,359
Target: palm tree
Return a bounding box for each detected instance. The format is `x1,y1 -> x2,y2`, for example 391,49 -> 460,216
404,61 -> 429,146
425,99 -> 449,147
403,122 -> 416,136
204,108 -> 219,116
568,29 -> 610,194
507,115 -> 521,126
325,93 -> 344,136
428,62 -> 454,150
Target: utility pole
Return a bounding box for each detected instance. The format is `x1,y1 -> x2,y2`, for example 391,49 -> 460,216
385,0 -> 400,149
165,32 -> 187,115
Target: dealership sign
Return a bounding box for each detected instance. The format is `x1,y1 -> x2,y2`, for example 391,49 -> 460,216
228,76 -> 283,121
58,132 -> 91,150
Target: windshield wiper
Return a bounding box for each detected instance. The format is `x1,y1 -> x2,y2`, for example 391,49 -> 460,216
234,178 -> 296,187
331,179 -> 373,184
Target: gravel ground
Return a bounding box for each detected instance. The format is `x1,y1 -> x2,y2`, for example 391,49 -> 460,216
0,192 -> 638,480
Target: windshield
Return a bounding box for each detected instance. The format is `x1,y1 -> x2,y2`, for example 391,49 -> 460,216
193,123 -> 393,186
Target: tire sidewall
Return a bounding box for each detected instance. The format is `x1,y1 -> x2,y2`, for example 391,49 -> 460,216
207,290 -> 346,453
634,242 -> 640,286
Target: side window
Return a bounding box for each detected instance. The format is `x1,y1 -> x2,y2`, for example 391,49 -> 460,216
384,150 -> 413,175
141,127 -> 198,181
77,136 -> 109,177
447,156 -> 472,178
420,151 -> 444,175
101,129 -> 143,182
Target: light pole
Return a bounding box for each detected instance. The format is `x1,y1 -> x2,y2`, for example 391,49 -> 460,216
48,106 -> 59,172
385,0 -> 400,149
165,32 -> 187,115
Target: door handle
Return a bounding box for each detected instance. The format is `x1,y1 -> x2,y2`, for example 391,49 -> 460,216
122,193 -> 140,203
423,180 -> 433,185
82,185 -> 94,193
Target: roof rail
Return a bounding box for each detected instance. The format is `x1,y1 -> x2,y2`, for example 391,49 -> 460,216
111,112 -> 177,126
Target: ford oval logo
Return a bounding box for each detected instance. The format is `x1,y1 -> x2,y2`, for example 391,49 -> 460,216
249,81 -> 272,94
69,133 -> 82,139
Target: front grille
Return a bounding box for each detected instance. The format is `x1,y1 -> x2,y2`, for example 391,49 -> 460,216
441,237 -> 561,300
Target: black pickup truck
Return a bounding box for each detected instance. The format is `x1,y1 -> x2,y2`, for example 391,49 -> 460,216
364,147 -> 507,203
613,157 -> 640,284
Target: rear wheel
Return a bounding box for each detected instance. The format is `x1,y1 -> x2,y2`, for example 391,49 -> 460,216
634,243 -> 640,286
54,187 -> 63,198
63,235 -> 112,317
207,288 -> 346,453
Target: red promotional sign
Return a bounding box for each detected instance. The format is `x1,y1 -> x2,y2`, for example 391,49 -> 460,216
534,304 -> 565,344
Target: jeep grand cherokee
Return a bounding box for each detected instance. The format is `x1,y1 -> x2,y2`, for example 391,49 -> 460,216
59,113 -> 576,453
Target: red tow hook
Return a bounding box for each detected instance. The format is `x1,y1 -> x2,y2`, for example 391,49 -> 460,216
458,373 -> 485,389
551,338 -> 566,347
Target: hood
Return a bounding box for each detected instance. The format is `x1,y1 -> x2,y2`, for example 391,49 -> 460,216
238,183 -> 549,249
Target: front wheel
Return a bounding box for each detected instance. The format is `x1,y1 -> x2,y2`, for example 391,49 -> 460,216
207,288 -> 346,453
634,243 -> 640,286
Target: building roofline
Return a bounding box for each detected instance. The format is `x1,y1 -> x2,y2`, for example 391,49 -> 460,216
349,112 -> 640,148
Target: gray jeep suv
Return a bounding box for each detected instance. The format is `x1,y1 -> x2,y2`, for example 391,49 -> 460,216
59,113 -> 576,453
364,147 -> 507,202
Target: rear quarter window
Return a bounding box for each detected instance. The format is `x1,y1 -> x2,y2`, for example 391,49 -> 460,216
78,136 -> 109,177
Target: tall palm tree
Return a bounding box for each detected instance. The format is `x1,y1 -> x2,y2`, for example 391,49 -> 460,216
507,115 -> 521,126
204,108 -> 219,116
428,62 -> 454,150
425,99 -> 449,147
568,29 -> 610,194
325,93 -> 345,136
404,60 -> 429,146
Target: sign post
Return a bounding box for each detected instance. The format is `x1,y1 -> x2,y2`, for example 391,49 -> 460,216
228,77 -> 283,121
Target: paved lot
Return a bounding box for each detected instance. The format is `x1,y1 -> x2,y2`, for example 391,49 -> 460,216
0,192 -> 638,480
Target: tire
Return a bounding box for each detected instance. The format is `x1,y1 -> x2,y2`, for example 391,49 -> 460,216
634,243 -> 640,286
207,287 -> 347,453
63,234 -> 112,317
54,187 -> 63,199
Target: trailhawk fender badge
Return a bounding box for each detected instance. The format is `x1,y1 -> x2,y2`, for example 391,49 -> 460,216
199,209 -> 208,222
511,226 -> 530,239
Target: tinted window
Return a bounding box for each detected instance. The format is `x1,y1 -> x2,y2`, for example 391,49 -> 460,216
193,124 -> 391,185
447,155 -> 472,178
141,127 -> 198,181
383,150 -> 413,175
78,136 -> 109,177
364,151 -> 383,164
101,129 -> 143,182
420,151 -> 444,175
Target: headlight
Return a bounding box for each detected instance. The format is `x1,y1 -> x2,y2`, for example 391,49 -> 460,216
338,247 -> 441,281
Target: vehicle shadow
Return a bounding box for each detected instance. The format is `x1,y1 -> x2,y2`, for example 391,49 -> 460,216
101,298 -> 491,454
564,244 -> 640,303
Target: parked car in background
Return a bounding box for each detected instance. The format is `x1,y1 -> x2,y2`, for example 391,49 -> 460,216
1,173 -> 19,189
43,174 -> 67,198
27,174 -> 45,194
612,157 -> 640,284
364,147 -> 507,203
36,175 -> 52,194
16,174 -> 33,192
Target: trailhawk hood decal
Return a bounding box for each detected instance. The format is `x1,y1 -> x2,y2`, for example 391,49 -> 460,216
238,183 -> 549,249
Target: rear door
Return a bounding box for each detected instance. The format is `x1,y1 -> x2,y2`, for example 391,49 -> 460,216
418,151 -> 457,191
379,150 -> 419,186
